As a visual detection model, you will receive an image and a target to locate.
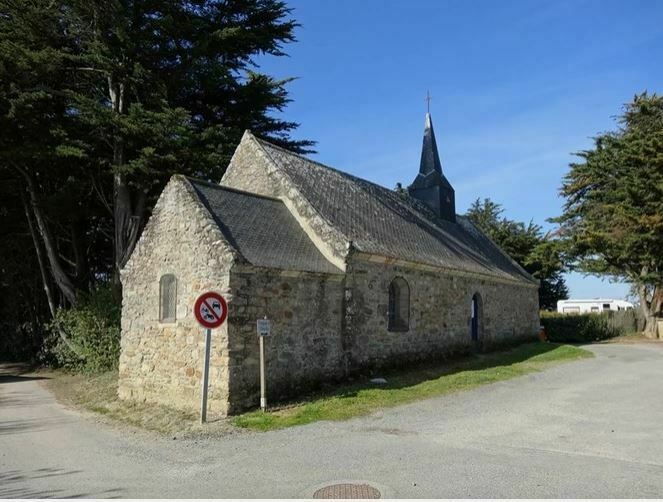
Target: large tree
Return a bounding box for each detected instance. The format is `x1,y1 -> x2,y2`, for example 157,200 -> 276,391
1,0 -> 310,287
466,198 -> 569,310
65,0 -> 312,282
553,93 -> 663,336
0,0 -> 109,308
0,0 -> 310,358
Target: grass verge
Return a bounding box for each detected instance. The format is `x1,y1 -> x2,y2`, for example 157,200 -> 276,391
42,370 -> 234,437
232,342 -> 593,431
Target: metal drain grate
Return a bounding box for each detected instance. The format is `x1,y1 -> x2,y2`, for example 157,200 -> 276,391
312,483 -> 381,499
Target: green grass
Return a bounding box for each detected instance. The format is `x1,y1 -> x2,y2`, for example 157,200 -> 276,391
232,342 -> 593,431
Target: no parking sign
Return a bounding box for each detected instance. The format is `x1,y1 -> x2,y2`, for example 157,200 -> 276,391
194,291 -> 228,329
194,291 -> 228,424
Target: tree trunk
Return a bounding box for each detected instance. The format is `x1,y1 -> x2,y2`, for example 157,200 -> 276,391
19,167 -> 77,306
20,174 -> 84,356
21,190 -> 57,318
638,283 -> 661,338
113,172 -> 146,271
108,77 -> 146,297
71,218 -> 89,289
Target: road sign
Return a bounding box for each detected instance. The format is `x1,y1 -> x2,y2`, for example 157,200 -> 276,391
257,317 -> 271,411
194,291 -> 227,424
194,291 -> 228,329
257,318 -> 271,336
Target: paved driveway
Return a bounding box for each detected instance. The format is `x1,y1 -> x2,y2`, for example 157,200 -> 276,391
1,343 -> 663,498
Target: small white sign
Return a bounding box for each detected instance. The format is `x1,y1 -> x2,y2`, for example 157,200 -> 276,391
257,318 -> 271,337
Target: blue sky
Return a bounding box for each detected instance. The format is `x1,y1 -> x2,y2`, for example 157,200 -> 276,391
257,0 -> 662,300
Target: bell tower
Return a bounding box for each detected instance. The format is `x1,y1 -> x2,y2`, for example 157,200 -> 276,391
408,111 -> 456,222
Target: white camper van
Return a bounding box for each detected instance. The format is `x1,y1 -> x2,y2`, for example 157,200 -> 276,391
557,299 -> 634,314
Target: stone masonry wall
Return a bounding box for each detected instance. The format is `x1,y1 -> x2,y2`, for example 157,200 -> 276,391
222,255 -> 538,414
225,266 -> 345,412
342,255 -> 540,370
119,176 -> 238,416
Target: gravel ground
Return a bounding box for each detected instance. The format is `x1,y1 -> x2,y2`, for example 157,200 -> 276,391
1,342 -> 663,498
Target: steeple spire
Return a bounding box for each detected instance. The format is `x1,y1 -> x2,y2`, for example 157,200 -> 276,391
419,112 -> 443,178
408,109 -> 456,222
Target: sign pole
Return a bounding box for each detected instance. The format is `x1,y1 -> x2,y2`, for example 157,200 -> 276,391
200,327 -> 212,423
259,334 -> 266,411
194,291 -> 228,425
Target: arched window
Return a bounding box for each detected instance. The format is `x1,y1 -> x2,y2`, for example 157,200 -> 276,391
470,292 -> 482,341
388,277 -> 410,332
159,274 -> 177,322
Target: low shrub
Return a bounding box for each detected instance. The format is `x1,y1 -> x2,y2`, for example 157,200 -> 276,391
40,286 -> 121,373
540,310 -> 639,343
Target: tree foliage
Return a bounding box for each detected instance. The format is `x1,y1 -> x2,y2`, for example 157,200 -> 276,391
0,0 -> 309,361
553,92 -> 663,335
466,198 -> 569,310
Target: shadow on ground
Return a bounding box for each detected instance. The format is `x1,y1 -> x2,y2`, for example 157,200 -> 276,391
0,468 -> 124,498
0,362 -> 49,384
0,374 -> 49,384
277,341 -> 562,406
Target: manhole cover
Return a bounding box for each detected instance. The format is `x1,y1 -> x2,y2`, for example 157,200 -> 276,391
313,483 -> 381,499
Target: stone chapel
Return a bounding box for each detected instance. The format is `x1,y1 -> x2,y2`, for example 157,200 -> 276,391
118,113 -> 540,415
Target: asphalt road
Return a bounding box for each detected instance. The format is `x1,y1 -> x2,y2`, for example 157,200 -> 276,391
2,343 -> 663,498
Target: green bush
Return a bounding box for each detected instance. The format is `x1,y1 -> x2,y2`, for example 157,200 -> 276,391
541,310 -> 638,343
40,286 -> 121,373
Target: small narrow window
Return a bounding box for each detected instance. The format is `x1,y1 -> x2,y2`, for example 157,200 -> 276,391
159,274 -> 177,322
388,277 -> 410,332
602,303 -> 611,311
471,293 -> 482,341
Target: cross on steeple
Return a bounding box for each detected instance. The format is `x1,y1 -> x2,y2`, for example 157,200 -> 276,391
425,90 -> 432,113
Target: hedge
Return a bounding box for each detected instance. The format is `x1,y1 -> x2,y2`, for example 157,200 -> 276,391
541,310 -> 641,343
39,286 -> 121,373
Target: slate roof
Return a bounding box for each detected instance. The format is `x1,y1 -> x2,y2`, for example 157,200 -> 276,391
410,113 -> 454,191
254,137 -> 537,284
189,180 -> 342,275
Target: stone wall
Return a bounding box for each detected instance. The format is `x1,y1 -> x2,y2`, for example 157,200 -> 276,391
221,253 -> 538,414
225,266 -> 345,412
119,176 -> 238,416
342,254 -> 540,370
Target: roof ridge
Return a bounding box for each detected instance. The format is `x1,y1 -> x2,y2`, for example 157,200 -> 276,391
254,136 -> 458,214
254,136 -> 458,220
253,136 -> 344,173
255,136 -> 399,194
253,136 -> 469,247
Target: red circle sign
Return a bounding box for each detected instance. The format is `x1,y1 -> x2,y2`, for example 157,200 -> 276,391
194,292 -> 228,329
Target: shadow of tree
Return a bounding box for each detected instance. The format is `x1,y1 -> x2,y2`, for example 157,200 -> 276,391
0,374 -> 49,384
0,468 -> 123,498
0,362 -> 49,385
0,416 -> 73,436
276,342 -> 561,406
